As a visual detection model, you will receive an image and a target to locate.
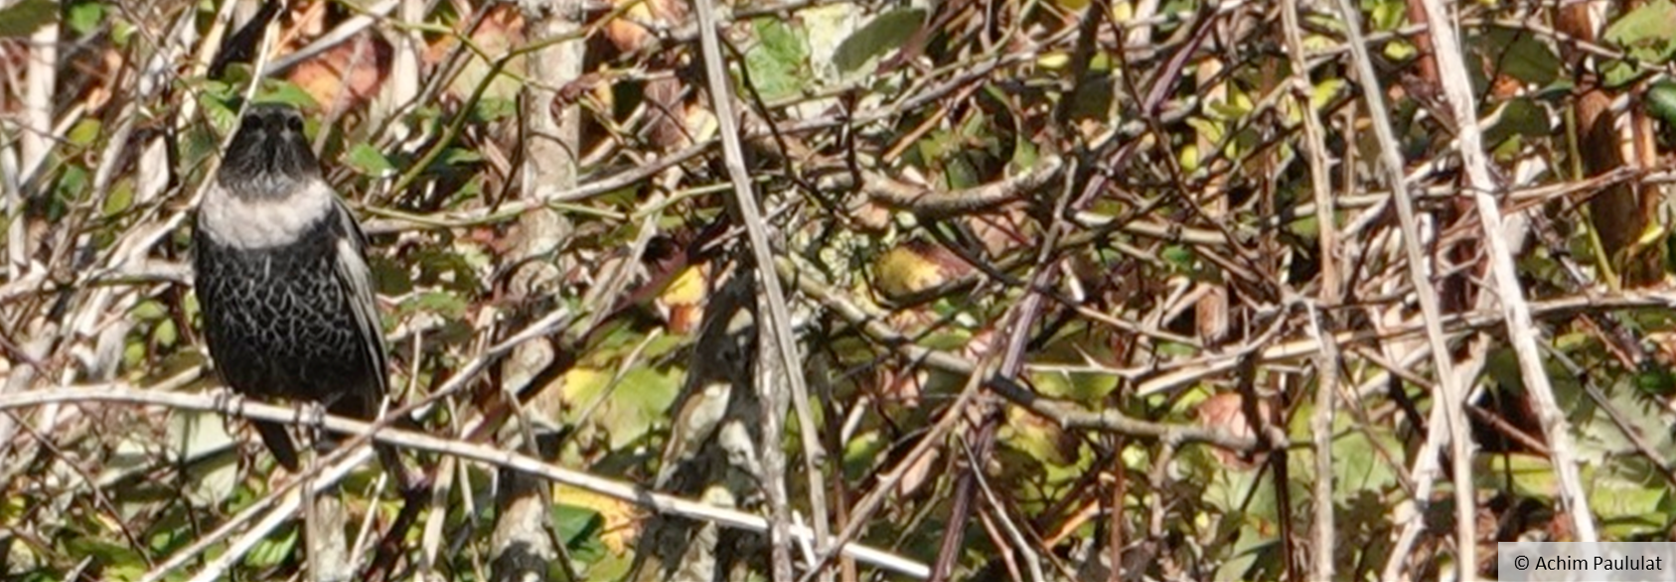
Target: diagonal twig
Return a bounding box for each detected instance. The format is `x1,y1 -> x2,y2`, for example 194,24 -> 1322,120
1281,0 -> 1341,578
1324,0 -> 1477,577
689,0 -> 832,579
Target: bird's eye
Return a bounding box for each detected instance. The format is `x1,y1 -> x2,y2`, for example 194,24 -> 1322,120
286,116 -> 304,133
239,114 -> 263,133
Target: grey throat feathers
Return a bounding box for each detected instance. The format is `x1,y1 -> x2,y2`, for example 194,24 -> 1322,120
199,177 -> 338,250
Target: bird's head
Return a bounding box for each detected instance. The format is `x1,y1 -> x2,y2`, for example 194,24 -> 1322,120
217,103 -> 320,198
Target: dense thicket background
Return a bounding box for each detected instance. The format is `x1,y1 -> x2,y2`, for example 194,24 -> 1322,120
5,0 -> 1676,580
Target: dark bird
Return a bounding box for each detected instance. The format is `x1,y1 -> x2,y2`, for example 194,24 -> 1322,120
194,103 -> 388,471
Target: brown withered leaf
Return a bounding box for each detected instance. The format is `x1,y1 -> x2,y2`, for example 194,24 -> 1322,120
1194,392 -> 1269,470
287,32 -> 392,115
871,240 -> 972,301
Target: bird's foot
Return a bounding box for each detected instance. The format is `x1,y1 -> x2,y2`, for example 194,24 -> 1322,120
297,401 -> 331,451
211,388 -> 246,418
210,389 -> 246,446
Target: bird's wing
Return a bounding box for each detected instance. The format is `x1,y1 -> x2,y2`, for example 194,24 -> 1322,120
330,196 -> 391,400
190,209 -> 228,344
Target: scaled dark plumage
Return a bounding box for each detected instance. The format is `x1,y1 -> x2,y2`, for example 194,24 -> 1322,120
194,103 -> 387,471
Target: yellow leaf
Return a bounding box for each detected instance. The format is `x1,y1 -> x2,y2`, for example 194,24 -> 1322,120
555,485 -> 639,554
1037,52 -> 1071,69
661,265 -> 706,306
873,245 -> 946,299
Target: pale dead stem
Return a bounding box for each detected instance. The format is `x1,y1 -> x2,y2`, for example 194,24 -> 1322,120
1327,0 -> 1478,577
12,11 -> 53,273
1419,0 -> 1597,548
691,0 -> 832,577
0,15 -> 55,453
1280,0 -> 1339,578
486,0 -> 585,578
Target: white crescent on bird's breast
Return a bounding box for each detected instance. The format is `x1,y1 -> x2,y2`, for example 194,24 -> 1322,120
199,178 -> 338,249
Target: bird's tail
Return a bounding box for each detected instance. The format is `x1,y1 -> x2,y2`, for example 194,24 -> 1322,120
253,419 -> 302,471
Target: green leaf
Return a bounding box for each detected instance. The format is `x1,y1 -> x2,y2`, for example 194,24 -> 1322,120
0,0 -> 55,37
473,97 -> 517,122
1635,367 -> 1676,396
131,300 -> 167,320
562,364 -> 682,449
440,148 -> 483,166
1186,116 -> 1225,147
1207,89 -> 1254,119
1484,98 -> 1549,147
244,527 -> 298,569
199,92 -> 240,135
1478,27 -> 1560,86
55,166 -> 89,211
124,340 -> 145,370
1576,374 -> 1676,462
1329,421 -> 1400,500
170,411 -> 237,505
1476,453 -> 1557,499
551,504 -> 605,549
66,1 -> 103,36
1648,82 -> 1676,126
1214,523 -> 1280,582
1382,39 -> 1417,61
1602,63 -> 1642,88
842,431 -> 885,479
1363,0 -> 1406,30
1602,0 -> 1676,86
1010,138 -> 1039,173
1287,213 -> 1319,240
1589,469 -> 1669,538
68,118 -> 102,148
253,80 -> 320,110
917,326 -> 974,351
943,156 -> 978,190
410,291 -> 469,319
833,8 -> 926,77
1310,78 -> 1347,111
802,3 -> 861,81
1605,0 -> 1676,65
1162,245 -> 1194,269
103,180 -> 133,216
112,18 -> 136,47
743,18 -> 809,101
344,143 -> 396,177
66,536 -> 146,578
1027,339 -> 1118,401
1065,75 -> 1116,122
999,408 -> 1077,466
153,319 -> 177,347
